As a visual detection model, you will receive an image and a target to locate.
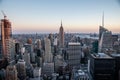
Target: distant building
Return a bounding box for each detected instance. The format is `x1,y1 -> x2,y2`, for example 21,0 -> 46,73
16,59 -> 26,80
112,35 -> 118,44
99,26 -> 108,40
24,43 -> 33,53
15,42 -> 20,54
98,13 -> 113,53
58,21 -> 64,48
44,37 -> 53,63
6,65 -> 17,80
43,62 -> 54,76
89,53 -> 115,80
33,67 -> 41,78
112,35 -> 120,53
8,39 -> 15,61
36,56 -> 43,67
54,55 -> 67,72
72,69 -> 89,80
36,39 -> 42,49
23,52 -> 30,67
99,31 -> 113,52
24,43 -> 35,63
67,42 -> 82,67
48,33 -> 54,47
99,12 -> 107,40
0,69 -> 6,80
0,41 -> 2,59
27,38 -> 32,44
43,37 -> 54,76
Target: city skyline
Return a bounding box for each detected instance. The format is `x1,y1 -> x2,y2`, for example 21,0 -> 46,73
0,0 -> 120,34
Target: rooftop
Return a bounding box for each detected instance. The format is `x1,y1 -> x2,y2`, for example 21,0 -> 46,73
91,53 -> 113,59
110,53 -> 120,57
68,42 -> 81,46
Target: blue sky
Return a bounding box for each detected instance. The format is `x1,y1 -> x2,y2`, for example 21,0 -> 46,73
0,0 -> 120,34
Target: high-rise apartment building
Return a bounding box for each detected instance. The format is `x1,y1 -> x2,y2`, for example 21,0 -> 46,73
0,15 -> 14,61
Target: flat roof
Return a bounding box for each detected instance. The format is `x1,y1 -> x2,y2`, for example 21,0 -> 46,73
68,42 -> 80,45
91,53 -> 113,59
110,53 -> 120,57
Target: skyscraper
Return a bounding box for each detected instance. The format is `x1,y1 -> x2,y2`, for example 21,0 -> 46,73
67,42 -> 82,67
44,37 -> 53,63
99,31 -> 113,52
1,14 -> 12,60
89,53 -> 115,80
99,12 -> 108,40
59,21 -> 64,48
43,37 -> 54,76
6,65 -> 18,80
98,13 -> 113,53
36,39 -> 42,49
16,59 -> 26,80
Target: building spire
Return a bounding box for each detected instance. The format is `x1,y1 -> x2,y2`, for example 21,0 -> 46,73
102,11 -> 104,27
61,20 -> 62,27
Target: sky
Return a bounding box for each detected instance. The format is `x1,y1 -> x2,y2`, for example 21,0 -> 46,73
0,0 -> 120,34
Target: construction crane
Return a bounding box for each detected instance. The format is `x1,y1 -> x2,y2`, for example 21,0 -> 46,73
1,10 -> 7,19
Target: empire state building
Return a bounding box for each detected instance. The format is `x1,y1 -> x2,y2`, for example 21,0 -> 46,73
58,21 -> 64,48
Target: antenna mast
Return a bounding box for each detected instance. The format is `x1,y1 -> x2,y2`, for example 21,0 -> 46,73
102,12 -> 104,27
1,10 -> 7,19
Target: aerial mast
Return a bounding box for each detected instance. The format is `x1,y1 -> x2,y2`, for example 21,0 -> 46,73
1,10 -> 7,19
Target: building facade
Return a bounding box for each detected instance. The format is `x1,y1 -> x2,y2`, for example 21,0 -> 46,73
44,37 -> 53,63
67,42 -> 82,67
1,16 -> 13,60
99,31 -> 113,52
16,59 -> 26,80
6,65 -> 17,80
89,53 -> 115,80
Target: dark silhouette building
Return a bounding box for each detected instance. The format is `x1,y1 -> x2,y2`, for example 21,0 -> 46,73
98,13 -> 113,53
89,53 -> 115,80
110,53 -> 120,80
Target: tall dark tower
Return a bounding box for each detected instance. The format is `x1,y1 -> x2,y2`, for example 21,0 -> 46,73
98,12 -> 113,53
1,12 -> 12,59
59,21 -> 64,48
99,12 -> 107,40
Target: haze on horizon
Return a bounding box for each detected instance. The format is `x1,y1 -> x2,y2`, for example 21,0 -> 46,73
0,0 -> 120,34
